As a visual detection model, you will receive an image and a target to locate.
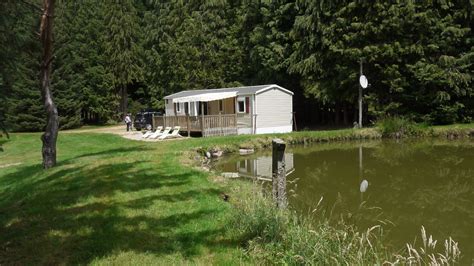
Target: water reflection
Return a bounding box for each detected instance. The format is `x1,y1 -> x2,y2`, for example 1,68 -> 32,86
360,180 -> 368,193
214,140 -> 474,262
220,153 -> 295,181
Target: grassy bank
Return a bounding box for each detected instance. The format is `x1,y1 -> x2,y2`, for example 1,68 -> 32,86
0,133 -> 245,264
180,123 -> 474,156
227,184 -> 462,265
0,124 -> 471,264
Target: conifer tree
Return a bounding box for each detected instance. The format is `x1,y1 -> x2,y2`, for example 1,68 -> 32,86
54,1 -> 115,127
290,0 -> 473,124
104,0 -> 143,118
0,0 -> 45,132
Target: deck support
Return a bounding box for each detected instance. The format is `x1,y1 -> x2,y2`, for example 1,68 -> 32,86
152,113 -> 238,138
186,113 -> 190,137
200,102 -> 205,136
272,138 -> 287,209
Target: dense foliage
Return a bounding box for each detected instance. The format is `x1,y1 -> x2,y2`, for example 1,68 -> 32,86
0,0 -> 472,131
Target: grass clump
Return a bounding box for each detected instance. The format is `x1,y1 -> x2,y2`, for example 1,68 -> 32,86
392,226 -> 461,265
227,186 -> 388,264
376,116 -> 427,137
227,186 -> 463,265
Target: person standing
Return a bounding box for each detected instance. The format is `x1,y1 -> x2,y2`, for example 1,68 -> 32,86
124,114 -> 132,132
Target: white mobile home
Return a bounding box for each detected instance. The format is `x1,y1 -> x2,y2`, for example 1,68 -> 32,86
158,84 -> 293,137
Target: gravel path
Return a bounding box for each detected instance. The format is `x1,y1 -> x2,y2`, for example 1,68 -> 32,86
63,125 -> 187,142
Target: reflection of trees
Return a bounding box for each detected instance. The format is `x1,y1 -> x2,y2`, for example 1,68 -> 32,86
215,140 -> 474,256
290,140 -> 473,256
410,177 -> 471,214
371,139 -> 474,166
366,140 -> 474,255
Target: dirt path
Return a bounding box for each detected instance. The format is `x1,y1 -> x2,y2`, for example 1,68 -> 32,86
62,125 -> 187,142
62,125 -> 126,134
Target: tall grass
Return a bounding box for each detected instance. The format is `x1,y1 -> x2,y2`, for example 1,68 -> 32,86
227,185 -> 461,265
375,116 -> 427,137
227,185 -> 388,264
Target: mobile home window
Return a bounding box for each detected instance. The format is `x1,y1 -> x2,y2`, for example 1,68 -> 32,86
175,103 -> 180,112
165,99 -> 169,104
237,97 -> 249,113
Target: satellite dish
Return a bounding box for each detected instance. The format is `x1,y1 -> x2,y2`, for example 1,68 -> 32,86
359,75 -> 368,89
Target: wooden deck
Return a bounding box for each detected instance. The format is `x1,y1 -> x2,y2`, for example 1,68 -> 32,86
152,114 -> 239,137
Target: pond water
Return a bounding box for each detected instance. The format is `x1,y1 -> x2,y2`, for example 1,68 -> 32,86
214,140 -> 474,262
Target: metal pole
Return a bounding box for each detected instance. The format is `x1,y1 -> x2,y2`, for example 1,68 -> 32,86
358,59 -> 363,128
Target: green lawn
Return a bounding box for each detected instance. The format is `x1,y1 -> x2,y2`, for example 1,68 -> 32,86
0,133 -> 245,265
0,124 -> 472,264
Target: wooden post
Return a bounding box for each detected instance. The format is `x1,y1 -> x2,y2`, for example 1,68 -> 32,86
186,113 -> 190,137
201,102 -> 205,137
219,111 -> 222,136
272,138 -> 287,209
174,113 -> 178,128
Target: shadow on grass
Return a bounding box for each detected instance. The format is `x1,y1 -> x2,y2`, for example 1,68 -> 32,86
0,145 -> 232,264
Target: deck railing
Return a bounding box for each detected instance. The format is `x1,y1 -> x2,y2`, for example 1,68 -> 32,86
152,114 -> 238,137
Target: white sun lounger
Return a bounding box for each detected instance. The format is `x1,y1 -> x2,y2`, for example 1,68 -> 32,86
142,126 -> 162,138
149,127 -> 171,139
158,126 -> 182,140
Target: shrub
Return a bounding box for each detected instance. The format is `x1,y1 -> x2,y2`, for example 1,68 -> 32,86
375,116 -> 425,137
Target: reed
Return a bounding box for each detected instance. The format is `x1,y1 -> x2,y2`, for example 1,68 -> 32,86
227,184 -> 462,265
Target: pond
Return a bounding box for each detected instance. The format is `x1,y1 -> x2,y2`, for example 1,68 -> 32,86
214,139 -> 474,262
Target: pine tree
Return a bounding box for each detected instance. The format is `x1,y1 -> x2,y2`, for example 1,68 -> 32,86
104,0 -> 143,117
1,0 -> 45,132
54,1 -> 115,127
289,1 -> 473,124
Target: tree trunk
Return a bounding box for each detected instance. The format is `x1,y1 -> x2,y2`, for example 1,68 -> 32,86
40,0 -> 58,169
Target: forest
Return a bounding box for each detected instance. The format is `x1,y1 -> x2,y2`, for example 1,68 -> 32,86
1,0 -> 473,132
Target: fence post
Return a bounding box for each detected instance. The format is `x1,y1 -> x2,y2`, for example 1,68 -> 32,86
201,102 -> 205,137
186,113 -> 190,137
272,138 -> 287,209
219,112 -> 222,136
234,113 -> 238,135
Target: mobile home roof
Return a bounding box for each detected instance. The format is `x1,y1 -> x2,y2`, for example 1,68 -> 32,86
163,84 -> 293,100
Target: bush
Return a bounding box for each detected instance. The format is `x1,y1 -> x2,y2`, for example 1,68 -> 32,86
375,116 -> 425,137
